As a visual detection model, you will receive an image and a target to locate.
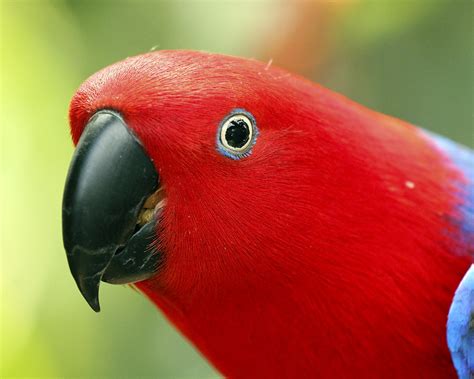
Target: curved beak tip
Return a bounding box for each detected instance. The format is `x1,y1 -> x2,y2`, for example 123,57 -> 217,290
69,268 -> 102,312
86,296 -> 101,313
76,278 -> 102,312
89,301 -> 101,313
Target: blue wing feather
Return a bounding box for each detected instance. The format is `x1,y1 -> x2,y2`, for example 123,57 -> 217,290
447,265 -> 474,379
423,131 -> 474,255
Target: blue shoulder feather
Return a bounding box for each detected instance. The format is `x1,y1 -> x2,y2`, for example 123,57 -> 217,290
423,131 -> 474,252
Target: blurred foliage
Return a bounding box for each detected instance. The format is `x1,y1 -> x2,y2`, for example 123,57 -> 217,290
1,0 -> 472,378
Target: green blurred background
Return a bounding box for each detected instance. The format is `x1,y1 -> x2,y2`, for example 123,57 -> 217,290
1,0 -> 472,377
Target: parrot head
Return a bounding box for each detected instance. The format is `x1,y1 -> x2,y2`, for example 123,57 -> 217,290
64,50 -> 330,311
63,50 -> 472,377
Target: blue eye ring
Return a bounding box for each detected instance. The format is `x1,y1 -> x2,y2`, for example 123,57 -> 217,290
216,108 -> 258,160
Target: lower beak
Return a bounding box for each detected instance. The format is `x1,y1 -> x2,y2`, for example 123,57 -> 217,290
62,110 -> 160,312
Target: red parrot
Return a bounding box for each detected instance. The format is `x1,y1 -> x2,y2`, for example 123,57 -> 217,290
62,51 -> 473,378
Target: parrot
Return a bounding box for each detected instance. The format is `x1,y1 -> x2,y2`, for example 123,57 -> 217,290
62,50 -> 473,378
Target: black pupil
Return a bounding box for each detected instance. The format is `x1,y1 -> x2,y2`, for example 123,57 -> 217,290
225,119 -> 250,148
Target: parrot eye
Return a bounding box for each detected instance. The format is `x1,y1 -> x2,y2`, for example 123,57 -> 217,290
217,109 -> 258,159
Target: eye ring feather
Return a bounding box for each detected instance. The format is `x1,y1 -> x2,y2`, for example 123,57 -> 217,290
216,109 -> 258,160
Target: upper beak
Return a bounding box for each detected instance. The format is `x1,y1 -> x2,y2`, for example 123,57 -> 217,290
62,110 -> 160,312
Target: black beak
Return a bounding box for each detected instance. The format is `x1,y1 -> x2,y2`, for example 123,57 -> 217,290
62,110 -> 160,312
